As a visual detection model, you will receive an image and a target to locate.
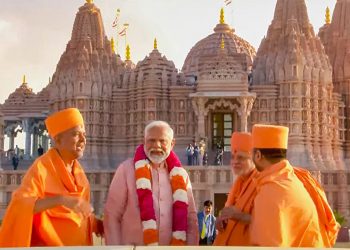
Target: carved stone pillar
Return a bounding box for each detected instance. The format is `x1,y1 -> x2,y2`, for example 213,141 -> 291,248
42,134 -> 49,152
207,169 -> 215,185
237,96 -> 255,132
338,171 -> 349,220
8,132 -> 14,150
32,131 -> 38,157
5,125 -> 16,151
22,118 -> 32,160
192,97 -> 208,140
240,113 -> 248,132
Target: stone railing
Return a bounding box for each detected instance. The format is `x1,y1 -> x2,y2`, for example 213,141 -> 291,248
0,167 -> 350,225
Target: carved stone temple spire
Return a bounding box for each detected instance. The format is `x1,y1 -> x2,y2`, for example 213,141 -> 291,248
251,0 -> 344,170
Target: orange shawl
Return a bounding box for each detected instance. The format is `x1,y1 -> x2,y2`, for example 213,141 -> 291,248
251,160 -> 338,247
0,148 -> 94,247
215,163 -> 339,247
214,169 -> 258,246
294,167 -> 340,246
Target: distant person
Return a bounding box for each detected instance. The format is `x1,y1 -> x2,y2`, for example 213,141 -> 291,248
203,152 -> 208,166
193,142 -> 199,165
12,154 -> 19,170
215,145 -> 223,166
37,144 -> 44,156
14,145 -> 20,155
198,139 -> 206,166
197,200 -> 216,245
186,144 -> 194,165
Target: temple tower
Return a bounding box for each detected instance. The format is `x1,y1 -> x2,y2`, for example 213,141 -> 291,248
319,0 -> 350,167
251,0 -> 345,170
48,1 -> 123,168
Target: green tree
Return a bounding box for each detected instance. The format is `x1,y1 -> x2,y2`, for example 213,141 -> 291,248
333,210 -> 346,226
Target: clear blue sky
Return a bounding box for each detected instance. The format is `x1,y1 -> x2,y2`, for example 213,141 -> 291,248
0,0 -> 336,104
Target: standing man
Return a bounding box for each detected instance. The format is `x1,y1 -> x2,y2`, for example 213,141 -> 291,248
14,145 -> 20,156
0,108 -> 103,247
12,154 -> 19,170
197,200 -> 216,245
104,121 -> 198,246
193,142 -> 199,165
198,139 -> 206,166
250,124 -> 339,247
214,132 -> 257,246
186,143 -> 194,165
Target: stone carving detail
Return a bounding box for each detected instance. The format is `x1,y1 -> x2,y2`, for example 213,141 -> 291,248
0,0 -> 348,176
250,0 -> 345,170
205,99 -> 239,116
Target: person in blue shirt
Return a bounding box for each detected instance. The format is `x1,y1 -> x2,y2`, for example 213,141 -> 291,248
197,200 -> 216,245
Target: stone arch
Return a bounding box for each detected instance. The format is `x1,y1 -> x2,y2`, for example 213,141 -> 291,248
204,99 -> 240,116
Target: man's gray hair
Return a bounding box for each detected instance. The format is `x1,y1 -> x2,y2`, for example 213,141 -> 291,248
144,120 -> 174,140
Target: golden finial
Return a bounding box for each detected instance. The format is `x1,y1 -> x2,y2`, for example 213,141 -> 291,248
22,75 -> 26,84
220,35 -> 225,49
325,7 -> 331,24
220,8 -> 225,24
126,44 -> 131,60
154,38 -> 158,50
111,37 -> 115,53
86,0 -> 93,4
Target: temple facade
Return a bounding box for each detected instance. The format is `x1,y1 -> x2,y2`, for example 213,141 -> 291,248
251,0 -> 345,170
319,0 -> 350,167
1,0 -> 350,222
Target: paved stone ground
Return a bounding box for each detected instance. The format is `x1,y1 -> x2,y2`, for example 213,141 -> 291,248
335,242 -> 350,248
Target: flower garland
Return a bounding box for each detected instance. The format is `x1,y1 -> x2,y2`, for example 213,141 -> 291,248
134,144 -> 188,245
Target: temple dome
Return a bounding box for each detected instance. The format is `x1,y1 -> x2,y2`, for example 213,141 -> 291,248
136,48 -> 176,72
130,44 -> 179,87
182,11 -> 256,77
3,79 -> 35,106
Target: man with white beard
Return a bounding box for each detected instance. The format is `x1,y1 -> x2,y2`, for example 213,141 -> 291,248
104,121 -> 198,246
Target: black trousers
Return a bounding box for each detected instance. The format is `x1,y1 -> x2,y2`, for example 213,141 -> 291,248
199,237 -> 209,245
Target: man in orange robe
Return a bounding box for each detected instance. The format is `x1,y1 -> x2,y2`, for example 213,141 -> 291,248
250,124 -> 339,247
214,132 -> 257,246
0,108 -> 103,247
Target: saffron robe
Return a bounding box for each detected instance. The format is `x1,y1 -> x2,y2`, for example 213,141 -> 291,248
0,148 -> 94,247
293,167 -> 339,246
213,169 -> 258,246
250,160 -> 336,247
